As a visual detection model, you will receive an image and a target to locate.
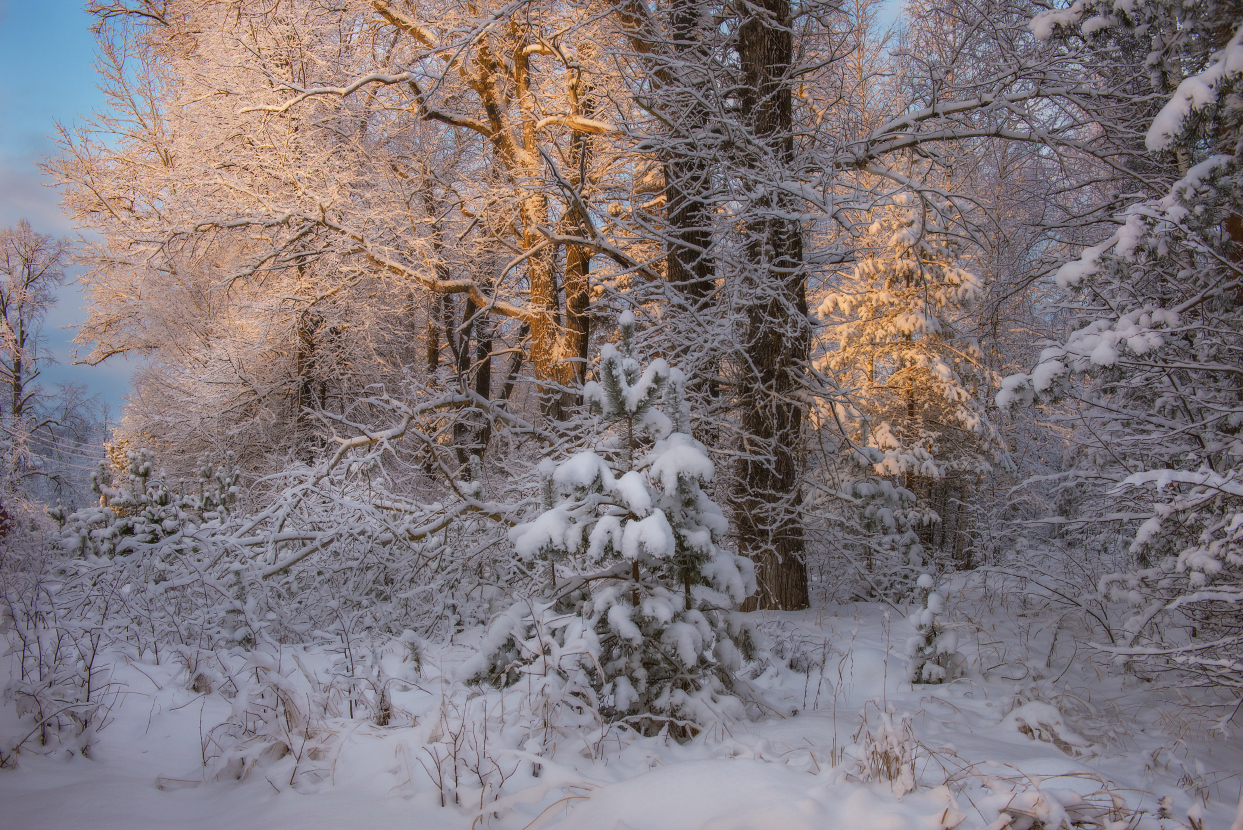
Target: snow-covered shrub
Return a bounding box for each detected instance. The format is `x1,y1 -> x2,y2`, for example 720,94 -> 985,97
44,449 -> 264,658
418,690 -> 523,811
906,573 -> 963,684
1,540 -> 115,760
201,649 -> 339,784
978,776 -> 1132,830
1002,700 -> 1095,758
467,313 -> 758,737
46,439 -> 478,655
56,449 -> 238,559
188,637 -> 420,786
324,603 -> 406,726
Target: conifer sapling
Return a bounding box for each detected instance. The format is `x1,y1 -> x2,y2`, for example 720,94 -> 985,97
466,312 -> 758,734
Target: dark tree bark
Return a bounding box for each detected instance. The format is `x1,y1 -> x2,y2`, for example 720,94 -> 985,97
662,0 -> 716,307
734,0 -> 810,610
611,0 -> 716,310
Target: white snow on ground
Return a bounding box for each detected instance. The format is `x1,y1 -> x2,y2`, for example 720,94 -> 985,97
3,594 -> 1241,830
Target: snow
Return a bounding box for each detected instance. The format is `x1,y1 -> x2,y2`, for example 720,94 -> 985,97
587,515 -> 625,561
624,359 -> 671,414
645,433 -> 715,495
554,451 -> 615,491
1029,2 -> 1084,42
1088,337 -> 1118,367
4,599 -> 1241,830
608,602 -> 643,643
1029,359 -> 1063,392
512,506 -> 576,559
1001,702 -> 1093,756
701,552 -> 753,605
620,509 -> 676,560
613,471 -> 652,516
662,621 -> 704,667
1080,14 -> 1111,36
539,758 -> 962,830
994,374 -> 1030,410
1054,237 -> 1112,289
640,594 -> 677,625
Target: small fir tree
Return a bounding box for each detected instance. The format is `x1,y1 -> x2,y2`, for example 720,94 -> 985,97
817,194 -> 1004,590
466,312 -> 758,735
57,449 -> 239,558
905,573 -> 962,684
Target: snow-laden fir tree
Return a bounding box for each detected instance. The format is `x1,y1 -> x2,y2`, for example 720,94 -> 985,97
465,312 -> 758,735
905,573 -> 962,684
817,193 -> 1005,589
1000,3 -> 1243,693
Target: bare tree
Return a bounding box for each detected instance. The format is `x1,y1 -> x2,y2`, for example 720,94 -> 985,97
0,221 -> 74,495
0,222 -> 68,429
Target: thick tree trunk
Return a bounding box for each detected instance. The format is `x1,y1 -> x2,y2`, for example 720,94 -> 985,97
662,0 -> 722,440
663,0 -> 715,306
735,0 -> 810,611
611,0 -> 716,308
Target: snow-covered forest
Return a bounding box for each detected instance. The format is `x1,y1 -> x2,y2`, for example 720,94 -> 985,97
2,0 -> 1242,827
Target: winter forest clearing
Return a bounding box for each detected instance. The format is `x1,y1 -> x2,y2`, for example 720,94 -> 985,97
2,0 -> 1242,827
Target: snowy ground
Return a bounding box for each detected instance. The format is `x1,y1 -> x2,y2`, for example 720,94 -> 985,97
3,594 -> 1241,830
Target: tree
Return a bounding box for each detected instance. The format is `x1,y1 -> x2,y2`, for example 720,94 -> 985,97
0,221 -> 78,499
468,314 -> 757,734
0,222 -> 68,431
1000,0 -> 1243,693
54,0 -> 638,477
816,193 -> 1004,580
722,0 -> 814,610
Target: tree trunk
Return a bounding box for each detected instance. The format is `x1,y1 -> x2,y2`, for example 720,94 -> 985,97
663,0 -> 716,306
10,348 -> 21,424
561,63 -> 596,413
523,190 -> 573,420
735,0 -> 810,611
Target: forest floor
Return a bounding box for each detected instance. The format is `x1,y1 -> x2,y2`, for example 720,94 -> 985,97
3,587 -> 1241,830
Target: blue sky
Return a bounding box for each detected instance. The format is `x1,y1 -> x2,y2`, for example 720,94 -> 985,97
0,0 -> 134,419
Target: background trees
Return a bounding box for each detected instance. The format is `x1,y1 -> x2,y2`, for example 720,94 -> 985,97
42,0 -> 1243,671
1,221 -> 67,434
0,221 -> 100,509
55,0 -> 639,479
999,0 -> 1243,690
